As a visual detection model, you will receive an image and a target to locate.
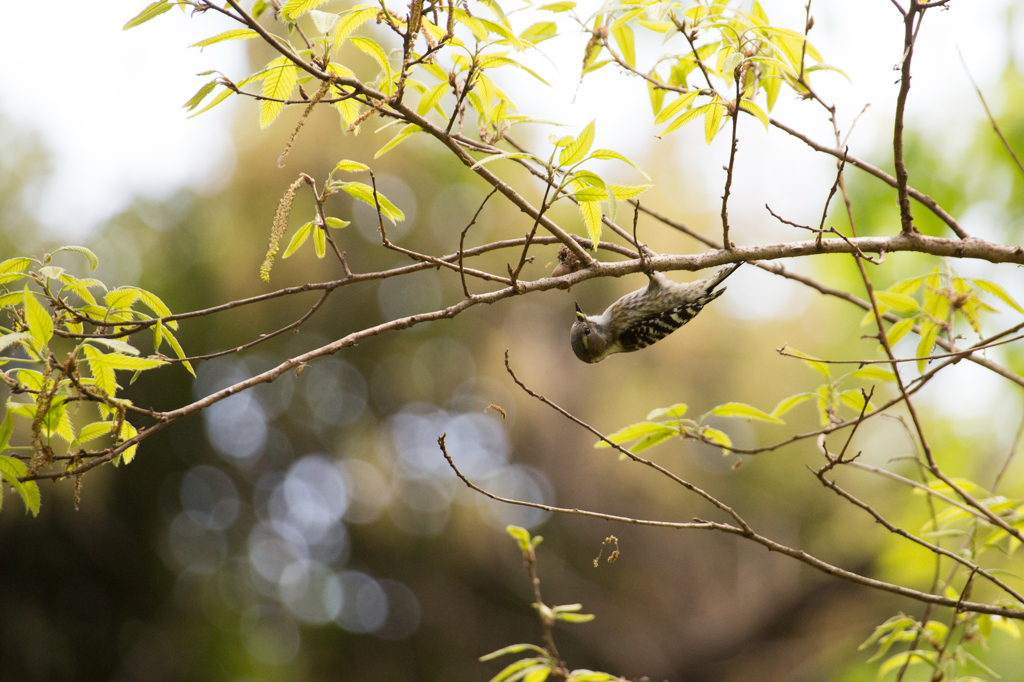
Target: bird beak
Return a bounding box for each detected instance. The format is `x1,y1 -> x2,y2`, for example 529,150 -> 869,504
574,302 -> 586,320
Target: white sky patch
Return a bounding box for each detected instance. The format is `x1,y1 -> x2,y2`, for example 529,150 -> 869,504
0,4 -> 248,236
0,1 -> 1020,257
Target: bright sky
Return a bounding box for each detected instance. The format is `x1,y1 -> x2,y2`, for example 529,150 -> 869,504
0,1 -> 1019,238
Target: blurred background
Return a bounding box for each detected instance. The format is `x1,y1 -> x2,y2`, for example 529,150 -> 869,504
1,1 -> 1024,680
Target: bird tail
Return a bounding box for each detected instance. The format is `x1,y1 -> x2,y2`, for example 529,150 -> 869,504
703,262 -> 742,293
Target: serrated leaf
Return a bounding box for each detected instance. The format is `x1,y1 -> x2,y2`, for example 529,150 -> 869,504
883,317 -> 916,350
334,182 -> 404,223
351,36 -> 394,84
852,366 -> 896,382
162,328 -> 194,377
88,353 -> 167,372
658,102 -> 712,138
124,1 -> 172,30
611,24 -> 635,67
875,291 -> 919,312
417,83 -> 449,115
608,184 -> 652,201
189,29 -> 260,48
737,100 -> 769,130
23,286 -> 53,349
573,187 -> 607,202
653,91 -> 700,125
188,86 -> 234,118
280,0 -> 332,19
974,279 -> 1024,314
711,402 -> 784,424
0,455 -> 40,516
53,245 -> 99,271
70,421 -> 115,449
0,410 -> 12,451
560,120 -> 596,167
0,258 -> 32,276
309,9 -> 339,33
260,58 -> 300,128
119,421 -> 139,465
579,201 -> 602,247
587,149 -> 650,179
374,124 -> 421,158
704,100 -> 724,144
0,333 -> 32,355
86,338 -> 141,356
334,5 -> 378,45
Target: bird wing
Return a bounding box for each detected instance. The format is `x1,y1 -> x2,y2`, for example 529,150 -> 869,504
615,300 -> 706,352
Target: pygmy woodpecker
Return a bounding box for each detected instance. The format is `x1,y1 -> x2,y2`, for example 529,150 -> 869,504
570,263 -> 741,364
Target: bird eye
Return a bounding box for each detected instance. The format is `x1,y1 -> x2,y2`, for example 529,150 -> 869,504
583,328 -> 591,336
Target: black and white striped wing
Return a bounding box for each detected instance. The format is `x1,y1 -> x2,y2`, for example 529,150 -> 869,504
616,302 -> 705,352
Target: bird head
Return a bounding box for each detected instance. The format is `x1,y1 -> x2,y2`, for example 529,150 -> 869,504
570,302 -> 610,363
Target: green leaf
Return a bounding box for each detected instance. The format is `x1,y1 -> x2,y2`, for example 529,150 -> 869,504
560,120 -> 596,167
86,338 -> 141,356
351,36 -> 394,83
23,286 -> 53,349
309,9 -> 340,33
505,525 -> 533,552
325,217 -> 349,229
53,245 -> 99,271
375,124 -> 422,158
916,321 -> 939,372
653,91 -> 700,125
0,332 -> 32,355
784,347 -> 830,376
119,421 -> 139,465
631,426 -> 676,452
537,1 -> 575,11
0,258 -> 33,275
647,403 -> 687,420
737,100 -> 769,130
710,402 -> 784,424
578,201 -> 602,247
314,223 -> 326,258
88,353 -> 166,372
520,21 -> 558,43
523,667 -> 552,682
123,1 -> 172,30
0,455 -> 40,516
417,83 -> 449,115
162,328 -> 194,377
280,0 -> 333,19
284,222 -> 314,257
704,100 -> 724,144
875,291 -> 919,313
0,410 -> 13,451
838,390 -> 872,413
71,421 -> 115,449
587,149 -> 650,179
878,650 -> 936,676
771,393 -> 813,419
596,421 -> 668,448
701,427 -> 732,449
333,182 -> 405,223
334,159 -> 369,174
608,184 -> 652,201
611,24 -> 635,67
658,103 -> 713,138
573,187 -> 607,202
852,366 -> 896,382
188,86 -> 234,118
189,29 -> 260,48
974,279 -> 1024,314
334,5 -> 378,45
260,58 -> 300,129
480,643 -> 548,662
883,317 -> 916,349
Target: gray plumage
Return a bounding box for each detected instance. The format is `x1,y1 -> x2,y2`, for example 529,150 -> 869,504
570,263 -> 741,364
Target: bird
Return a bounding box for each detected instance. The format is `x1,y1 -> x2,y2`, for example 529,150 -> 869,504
570,263 -> 742,363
